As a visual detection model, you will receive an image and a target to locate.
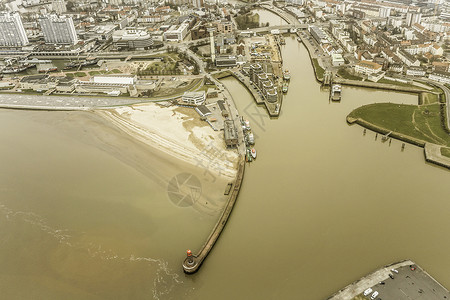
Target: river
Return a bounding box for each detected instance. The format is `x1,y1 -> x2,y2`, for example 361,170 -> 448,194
1,15 -> 450,300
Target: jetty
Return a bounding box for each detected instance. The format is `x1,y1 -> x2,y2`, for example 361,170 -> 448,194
183,157 -> 245,273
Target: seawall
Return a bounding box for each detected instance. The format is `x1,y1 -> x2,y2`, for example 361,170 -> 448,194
183,157 -> 245,273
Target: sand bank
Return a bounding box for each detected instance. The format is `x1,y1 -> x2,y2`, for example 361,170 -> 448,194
96,103 -> 239,180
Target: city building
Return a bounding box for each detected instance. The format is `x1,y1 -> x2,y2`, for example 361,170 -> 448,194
0,12 -> 29,47
429,71 -> 450,84
191,0 -> 203,8
440,1 -> 450,21
39,15 -> 78,45
406,12 -> 422,27
309,25 -> 328,44
92,75 -> 136,85
331,53 -> 345,66
51,0 -> 67,14
215,55 -> 237,67
355,61 -> 383,75
164,22 -> 189,42
182,91 -> 206,105
112,28 -> 154,50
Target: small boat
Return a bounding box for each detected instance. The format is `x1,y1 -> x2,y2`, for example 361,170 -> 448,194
247,132 -> 255,145
246,149 -> 253,162
80,58 -> 99,67
283,70 -> 291,81
39,67 -> 58,73
107,90 -> 121,96
63,61 -> 79,70
282,82 -> 288,93
251,148 -> 257,159
330,84 -> 341,101
244,120 -> 251,131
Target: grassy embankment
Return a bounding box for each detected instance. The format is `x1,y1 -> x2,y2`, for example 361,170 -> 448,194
212,70 -> 232,79
150,78 -> 203,99
337,67 -> 363,81
312,58 -> 324,81
348,89 -> 450,153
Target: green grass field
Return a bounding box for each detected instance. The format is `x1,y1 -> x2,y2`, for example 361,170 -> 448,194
337,67 -> 363,81
348,102 -> 450,147
312,58 -> 324,80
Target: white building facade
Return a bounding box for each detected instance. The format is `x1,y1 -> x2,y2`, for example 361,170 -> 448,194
39,15 -> 78,45
0,12 -> 29,46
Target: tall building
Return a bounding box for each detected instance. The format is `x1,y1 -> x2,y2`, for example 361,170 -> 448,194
110,0 -> 123,6
39,15 -> 78,45
51,0 -> 67,14
192,0 -> 204,8
0,12 -> 29,47
379,7 -> 391,18
441,1 -> 450,21
406,12 -> 422,26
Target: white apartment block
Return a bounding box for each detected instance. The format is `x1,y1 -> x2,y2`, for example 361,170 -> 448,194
429,72 -> 450,85
39,15 -> 78,45
0,12 -> 29,46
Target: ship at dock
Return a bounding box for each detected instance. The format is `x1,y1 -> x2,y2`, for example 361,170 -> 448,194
63,58 -> 99,70
330,84 -> 342,101
283,70 -> 291,81
282,82 -> 288,93
1,63 -> 35,74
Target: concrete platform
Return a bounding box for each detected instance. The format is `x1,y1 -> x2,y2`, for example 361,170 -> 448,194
327,260 -> 450,300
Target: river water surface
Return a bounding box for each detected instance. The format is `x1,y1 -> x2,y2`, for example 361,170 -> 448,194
1,12 -> 450,300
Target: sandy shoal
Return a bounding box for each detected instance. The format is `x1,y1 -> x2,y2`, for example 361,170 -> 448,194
96,103 -> 239,180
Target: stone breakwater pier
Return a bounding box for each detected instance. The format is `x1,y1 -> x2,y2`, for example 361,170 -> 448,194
183,158 -> 245,274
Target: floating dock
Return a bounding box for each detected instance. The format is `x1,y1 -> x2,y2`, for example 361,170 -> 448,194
183,158 -> 245,274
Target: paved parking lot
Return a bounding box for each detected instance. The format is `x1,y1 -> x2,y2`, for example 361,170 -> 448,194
360,264 -> 450,300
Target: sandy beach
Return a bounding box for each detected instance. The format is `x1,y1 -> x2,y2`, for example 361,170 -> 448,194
96,103 -> 239,180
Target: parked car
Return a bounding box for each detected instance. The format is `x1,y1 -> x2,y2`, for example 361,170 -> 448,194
364,288 -> 373,296
389,273 -> 394,279
371,291 -> 379,299
391,269 -> 399,274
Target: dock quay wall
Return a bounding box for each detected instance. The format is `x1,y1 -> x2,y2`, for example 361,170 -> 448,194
424,143 -> 450,170
334,78 -> 425,94
347,116 -> 450,169
346,116 -> 426,147
182,158 -> 245,274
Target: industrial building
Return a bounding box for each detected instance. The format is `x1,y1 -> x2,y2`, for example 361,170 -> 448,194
224,120 -> 238,148
39,15 -> 78,45
0,12 -> 29,46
